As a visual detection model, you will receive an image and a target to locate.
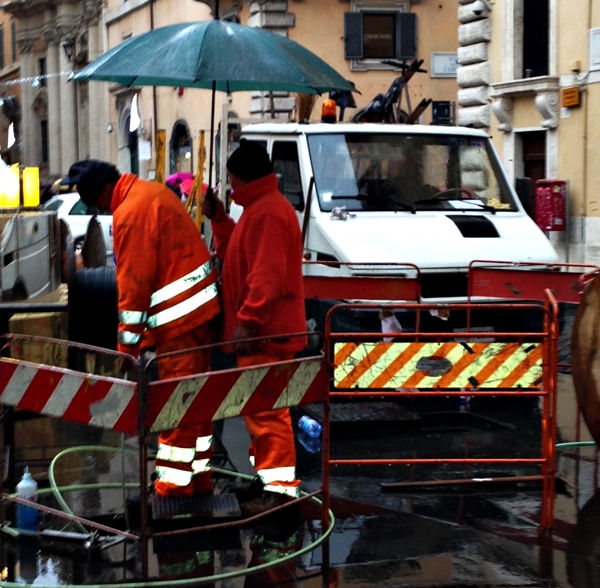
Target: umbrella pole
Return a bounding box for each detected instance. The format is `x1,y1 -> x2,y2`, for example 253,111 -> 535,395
208,80 -> 216,189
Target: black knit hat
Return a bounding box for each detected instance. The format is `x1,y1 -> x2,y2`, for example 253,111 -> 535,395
68,160 -> 120,205
226,141 -> 273,182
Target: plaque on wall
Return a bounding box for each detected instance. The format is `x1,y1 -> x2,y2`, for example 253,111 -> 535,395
430,52 -> 459,78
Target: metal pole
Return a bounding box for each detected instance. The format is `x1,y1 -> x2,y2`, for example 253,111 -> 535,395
138,365 -> 150,580
208,80 -> 216,188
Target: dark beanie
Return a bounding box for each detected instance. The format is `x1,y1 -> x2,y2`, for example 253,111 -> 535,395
68,160 -> 119,205
226,141 -> 273,182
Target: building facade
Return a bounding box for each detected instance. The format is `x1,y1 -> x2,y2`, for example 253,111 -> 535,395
0,9 -> 21,166
2,0 -> 461,184
457,0 -> 600,264
1,0 -> 111,184
103,0 -> 462,182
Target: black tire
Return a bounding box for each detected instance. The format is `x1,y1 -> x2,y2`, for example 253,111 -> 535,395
68,266 -> 117,351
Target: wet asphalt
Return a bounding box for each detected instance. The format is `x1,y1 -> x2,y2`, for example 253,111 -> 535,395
1,304 -> 599,587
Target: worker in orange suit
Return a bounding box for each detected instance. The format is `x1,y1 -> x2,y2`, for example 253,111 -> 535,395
68,160 -> 221,498
202,141 -> 307,516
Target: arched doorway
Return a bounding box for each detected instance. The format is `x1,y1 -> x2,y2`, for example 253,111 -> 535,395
170,120 -> 192,174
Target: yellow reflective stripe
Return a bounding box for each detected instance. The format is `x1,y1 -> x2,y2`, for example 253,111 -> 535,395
154,465 -> 193,486
156,444 -> 195,463
119,310 -> 147,325
118,330 -> 142,345
195,435 -> 213,453
191,458 -> 211,474
147,282 -> 218,330
150,261 -> 214,308
258,466 -> 296,484
264,483 -> 300,498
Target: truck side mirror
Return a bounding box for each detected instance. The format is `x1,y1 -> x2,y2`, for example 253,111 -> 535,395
515,177 -> 534,219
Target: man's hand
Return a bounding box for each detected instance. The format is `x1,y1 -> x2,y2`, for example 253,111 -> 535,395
232,325 -> 258,356
202,189 -> 228,222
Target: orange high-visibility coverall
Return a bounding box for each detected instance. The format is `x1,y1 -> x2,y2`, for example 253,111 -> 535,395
111,173 -> 221,497
211,173 -> 307,497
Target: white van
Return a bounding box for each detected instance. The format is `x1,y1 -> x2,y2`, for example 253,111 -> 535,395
0,211 -> 60,301
238,123 -> 558,302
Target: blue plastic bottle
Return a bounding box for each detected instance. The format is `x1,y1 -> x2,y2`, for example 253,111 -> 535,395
298,415 -> 322,438
16,467 -> 38,531
298,431 -> 321,454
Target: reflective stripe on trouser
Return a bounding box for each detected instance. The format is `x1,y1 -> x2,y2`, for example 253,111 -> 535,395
238,352 -> 301,498
154,435 -> 213,492
154,322 -> 218,497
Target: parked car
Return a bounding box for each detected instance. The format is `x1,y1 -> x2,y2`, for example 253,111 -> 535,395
43,192 -> 113,263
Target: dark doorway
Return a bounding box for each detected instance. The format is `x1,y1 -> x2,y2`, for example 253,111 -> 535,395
170,120 -> 192,174
522,131 -> 546,184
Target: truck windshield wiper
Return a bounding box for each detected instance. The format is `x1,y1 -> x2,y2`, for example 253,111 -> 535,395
330,194 -> 416,213
413,196 -> 496,214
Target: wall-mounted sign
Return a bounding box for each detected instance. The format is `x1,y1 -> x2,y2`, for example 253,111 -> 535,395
430,52 -> 459,78
562,87 -> 580,108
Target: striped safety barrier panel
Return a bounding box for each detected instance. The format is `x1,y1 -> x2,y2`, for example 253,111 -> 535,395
334,341 -> 543,390
0,357 -> 138,435
0,355 -> 328,435
147,356 -> 327,433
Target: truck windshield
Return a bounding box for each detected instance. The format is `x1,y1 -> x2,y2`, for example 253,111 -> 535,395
306,133 -> 518,213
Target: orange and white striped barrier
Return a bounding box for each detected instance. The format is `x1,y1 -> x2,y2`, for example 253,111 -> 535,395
333,341 -> 543,390
0,354 -> 328,435
0,357 -> 138,434
147,356 -> 327,432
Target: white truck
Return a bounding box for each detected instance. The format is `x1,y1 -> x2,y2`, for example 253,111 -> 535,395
237,122 -> 557,302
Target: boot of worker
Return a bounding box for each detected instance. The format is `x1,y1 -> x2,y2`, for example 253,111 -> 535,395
239,482 -> 301,518
230,475 -> 264,503
240,406 -> 301,516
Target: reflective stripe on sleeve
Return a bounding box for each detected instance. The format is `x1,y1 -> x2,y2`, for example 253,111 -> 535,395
150,261 -> 214,308
118,310 -> 148,325
118,330 -> 142,345
147,282 -> 218,330
154,465 -> 193,487
156,444 -> 196,463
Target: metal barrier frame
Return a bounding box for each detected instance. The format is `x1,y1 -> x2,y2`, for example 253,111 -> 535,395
0,333 -> 330,583
468,260 -> 600,304
303,261 -> 422,303
323,291 -> 559,530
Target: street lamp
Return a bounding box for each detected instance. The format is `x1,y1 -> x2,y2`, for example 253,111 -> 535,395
61,40 -> 74,61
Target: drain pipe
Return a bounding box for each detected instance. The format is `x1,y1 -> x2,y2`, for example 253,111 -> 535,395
151,0 -> 158,168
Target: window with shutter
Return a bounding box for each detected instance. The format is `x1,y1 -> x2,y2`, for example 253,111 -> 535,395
344,1 -> 415,71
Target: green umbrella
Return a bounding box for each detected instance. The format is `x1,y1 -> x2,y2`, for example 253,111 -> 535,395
73,20 -> 355,94
73,19 -> 356,185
